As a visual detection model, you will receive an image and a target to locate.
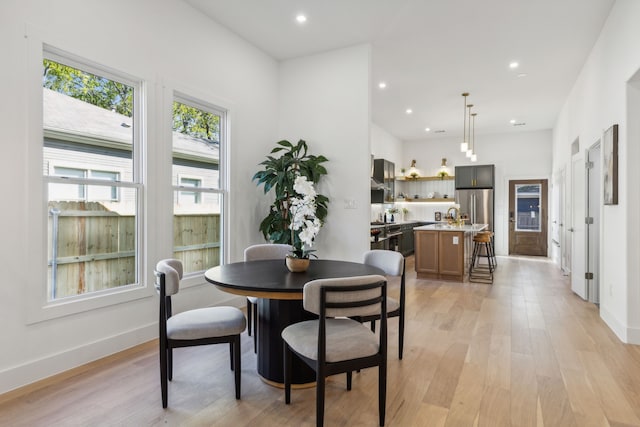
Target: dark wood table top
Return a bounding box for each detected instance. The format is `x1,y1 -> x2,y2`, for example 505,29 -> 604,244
204,259 -> 384,300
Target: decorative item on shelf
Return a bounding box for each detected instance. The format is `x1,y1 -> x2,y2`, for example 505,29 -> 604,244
408,159 -> 420,179
435,211 -> 442,221
401,207 -> 409,221
387,207 -> 399,223
438,158 -> 449,178
460,92 -> 469,153
252,139 -> 329,273
400,167 -> 406,176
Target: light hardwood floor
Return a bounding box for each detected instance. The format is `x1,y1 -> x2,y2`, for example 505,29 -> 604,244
2,256 -> 640,426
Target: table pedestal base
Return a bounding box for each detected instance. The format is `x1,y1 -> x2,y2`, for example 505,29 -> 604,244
257,298 -> 316,385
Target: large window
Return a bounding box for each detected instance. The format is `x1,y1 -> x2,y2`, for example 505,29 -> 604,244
43,52 -> 142,301
172,97 -> 225,274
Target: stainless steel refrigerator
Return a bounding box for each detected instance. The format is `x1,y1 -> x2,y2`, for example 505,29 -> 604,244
455,189 -> 494,231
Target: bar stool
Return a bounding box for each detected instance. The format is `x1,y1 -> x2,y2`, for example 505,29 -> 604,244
470,231 -> 494,284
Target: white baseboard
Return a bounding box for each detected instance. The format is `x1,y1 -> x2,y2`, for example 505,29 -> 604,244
0,322 -> 157,395
0,294 -> 245,396
600,306 -> 640,344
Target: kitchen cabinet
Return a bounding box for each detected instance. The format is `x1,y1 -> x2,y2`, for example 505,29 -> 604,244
371,159 -> 395,203
414,230 -> 438,275
399,222 -> 418,256
414,227 -> 474,281
455,165 -> 494,189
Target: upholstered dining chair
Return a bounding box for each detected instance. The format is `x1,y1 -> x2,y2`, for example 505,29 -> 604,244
155,259 -> 246,408
244,243 -> 291,353
352,250 -> 406,360
282,275 -> 388,427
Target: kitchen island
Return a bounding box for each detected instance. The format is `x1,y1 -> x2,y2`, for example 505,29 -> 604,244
414,223 -> 487,281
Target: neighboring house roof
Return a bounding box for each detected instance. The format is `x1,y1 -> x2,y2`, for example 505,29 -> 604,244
43,88 -> 219,162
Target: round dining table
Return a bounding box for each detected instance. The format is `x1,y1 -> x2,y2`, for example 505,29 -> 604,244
204,259 -> 384,386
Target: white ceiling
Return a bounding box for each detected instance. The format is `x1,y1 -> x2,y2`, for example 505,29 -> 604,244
184,0 -> 614,141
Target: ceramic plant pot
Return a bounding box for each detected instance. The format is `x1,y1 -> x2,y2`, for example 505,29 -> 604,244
285,256 -> 310,273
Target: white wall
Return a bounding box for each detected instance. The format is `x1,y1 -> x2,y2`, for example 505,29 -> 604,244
371,122 -> 403,173
404,129 -> 553,255
552,0 -> 640,343
278,45 -> 371,262
0,0 -> 280,393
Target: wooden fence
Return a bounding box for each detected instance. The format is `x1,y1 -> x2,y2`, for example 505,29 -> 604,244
48,201 -> 220,299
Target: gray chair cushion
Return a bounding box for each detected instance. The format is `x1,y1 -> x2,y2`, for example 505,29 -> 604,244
282,318 -> 379,362
303,275 -> 386,318
167,306 -> 246,340
363,250 -> 404,277
156,259 -> 183,296
244,244 -> 291,261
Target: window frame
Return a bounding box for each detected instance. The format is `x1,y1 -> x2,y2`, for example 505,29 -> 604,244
171,92 -> 227,280
26,39 -> 150,323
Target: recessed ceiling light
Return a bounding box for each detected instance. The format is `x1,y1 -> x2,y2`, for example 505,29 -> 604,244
425,127 -> 431,132
405,108 -> 413,114
295,14 -> 307,24
517,73 -> 528,78
510,119 -> 516,124
378,82 -> 387,89
509,61 -> 519,69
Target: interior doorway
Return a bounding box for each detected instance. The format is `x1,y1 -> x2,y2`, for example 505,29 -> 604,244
508,179 -> 548,256
570,150 -> 587,299
586,141 -> 601,304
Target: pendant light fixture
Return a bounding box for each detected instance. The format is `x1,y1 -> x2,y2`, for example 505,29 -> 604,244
470,113 -> 477,162
460,92 -> 469,152
466,103 -> 474,158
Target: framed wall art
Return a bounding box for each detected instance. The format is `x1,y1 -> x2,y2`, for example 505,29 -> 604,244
603,124 -> 619,205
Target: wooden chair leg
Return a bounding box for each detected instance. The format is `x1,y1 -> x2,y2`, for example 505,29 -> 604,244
346,371 -> 352,390
167,348 -> 173,381
229,342 -> 234,371
284,343 -> 292,404
234,336 -> 241,400
399,315 -> 405,360
316,371 -> 325,427
370,320 -> 376,333
379,360 -> 387,426
160,344 -> 168,408
246,299 -> 252,336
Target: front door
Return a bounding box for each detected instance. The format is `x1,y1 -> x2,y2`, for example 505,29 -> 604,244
509,179 -> 548,256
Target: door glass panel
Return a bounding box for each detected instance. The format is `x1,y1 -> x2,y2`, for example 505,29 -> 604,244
515,184 -> 541,232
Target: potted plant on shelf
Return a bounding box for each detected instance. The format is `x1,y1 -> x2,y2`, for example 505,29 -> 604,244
252,139 -> 329,271
387,207 -> 399,222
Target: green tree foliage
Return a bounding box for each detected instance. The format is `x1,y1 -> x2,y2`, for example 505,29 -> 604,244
252,140 -> 329,245
43,59 -> 133,117
172,101 -> 220,142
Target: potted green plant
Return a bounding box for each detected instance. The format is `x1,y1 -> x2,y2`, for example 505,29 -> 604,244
252,140 -> 329,267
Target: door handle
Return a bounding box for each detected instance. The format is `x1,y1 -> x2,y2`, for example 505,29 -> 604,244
568,227 -> 574,232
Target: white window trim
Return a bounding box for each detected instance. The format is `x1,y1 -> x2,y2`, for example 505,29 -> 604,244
25,35 -> 150,324
165,88 -> 230,287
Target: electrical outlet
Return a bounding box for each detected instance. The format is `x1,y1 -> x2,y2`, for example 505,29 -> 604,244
453,236 -> 459,245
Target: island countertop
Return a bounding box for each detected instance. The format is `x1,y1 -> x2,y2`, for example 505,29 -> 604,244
414,223 -> 488,232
